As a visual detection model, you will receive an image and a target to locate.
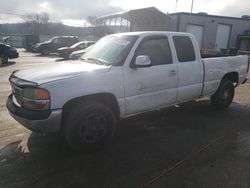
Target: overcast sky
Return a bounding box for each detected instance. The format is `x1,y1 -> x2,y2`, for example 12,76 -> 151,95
0,0 -> 249,26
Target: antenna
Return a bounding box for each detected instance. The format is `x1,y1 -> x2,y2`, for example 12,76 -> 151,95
191,0 -> 194,13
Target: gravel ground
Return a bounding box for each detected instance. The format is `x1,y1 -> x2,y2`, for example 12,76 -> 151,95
0,50 -> 250,188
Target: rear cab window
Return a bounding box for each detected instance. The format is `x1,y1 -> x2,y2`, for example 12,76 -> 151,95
173,36 -> 196,62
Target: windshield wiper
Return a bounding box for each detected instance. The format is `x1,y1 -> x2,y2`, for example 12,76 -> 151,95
85,58 -> 110,66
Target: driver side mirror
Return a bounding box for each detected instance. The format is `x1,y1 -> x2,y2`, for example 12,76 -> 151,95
133,55 -> 151,68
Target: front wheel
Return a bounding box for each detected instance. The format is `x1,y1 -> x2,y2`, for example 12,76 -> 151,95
63,101 -> 117,152
1,55 -> 8,64
41,49 -> 49,55
211,79 -> 235,110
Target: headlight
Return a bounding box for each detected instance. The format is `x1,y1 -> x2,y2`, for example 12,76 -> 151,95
23,88 -> 49,100
22,88 -> 50,110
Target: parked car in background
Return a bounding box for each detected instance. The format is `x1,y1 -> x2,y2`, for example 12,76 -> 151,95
7,32 -> 249,151
32,36 -> 79,55
0,43 -> 19,64
58,41 -> 95,59
69,45 -> 93,60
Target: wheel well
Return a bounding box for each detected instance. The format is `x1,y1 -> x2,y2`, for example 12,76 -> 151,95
62,93 -> 120,120
222,72 -> 239,84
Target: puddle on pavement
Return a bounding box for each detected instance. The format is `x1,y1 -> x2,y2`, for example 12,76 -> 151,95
0,141 -> 23,157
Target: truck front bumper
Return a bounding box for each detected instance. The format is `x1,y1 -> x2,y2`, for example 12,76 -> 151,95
6,95 -> 62,133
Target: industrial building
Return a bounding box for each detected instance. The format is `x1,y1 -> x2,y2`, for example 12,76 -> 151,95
170,12 -> 250,50
97,7 -> 172,33
97,7 -> 250,51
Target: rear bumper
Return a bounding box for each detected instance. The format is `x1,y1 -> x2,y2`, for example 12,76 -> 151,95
6,95 -> 62,133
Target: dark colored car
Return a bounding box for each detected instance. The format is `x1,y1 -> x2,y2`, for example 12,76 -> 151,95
33,36 -> 79,55
0,43 -> 19,64
58,41 -> 95,59
69,45 -> 93,60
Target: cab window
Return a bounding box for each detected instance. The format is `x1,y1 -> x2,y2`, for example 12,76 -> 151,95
136,37 -> 173,66
173,36 -> 196,62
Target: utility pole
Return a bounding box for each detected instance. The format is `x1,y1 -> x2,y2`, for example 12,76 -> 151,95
191,0 -> 194,13
173,0 -> 179,31
175,0 -> 178,13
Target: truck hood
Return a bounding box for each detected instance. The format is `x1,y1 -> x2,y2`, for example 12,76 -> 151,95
14,61 -> 111,85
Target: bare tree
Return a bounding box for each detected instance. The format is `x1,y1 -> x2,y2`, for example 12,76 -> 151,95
23,12 -> 50,34
87,16 -> 112,38
87,16 -> 97,26
40,12 -> 50,24
23,12 -> 50,24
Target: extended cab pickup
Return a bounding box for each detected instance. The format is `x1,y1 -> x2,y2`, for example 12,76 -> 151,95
7,32 -> 249,151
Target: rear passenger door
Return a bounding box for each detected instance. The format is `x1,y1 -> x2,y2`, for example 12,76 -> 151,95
172,35 -> 203,102
51,38 -> 62,52
124,35 -> 178,115
61,38 -> 69,47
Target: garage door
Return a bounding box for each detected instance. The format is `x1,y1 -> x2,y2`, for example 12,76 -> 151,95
215,24 -> 231,49
187,24 -> 204,49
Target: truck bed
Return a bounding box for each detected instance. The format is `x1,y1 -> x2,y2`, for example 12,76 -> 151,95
201,55 -> 249,97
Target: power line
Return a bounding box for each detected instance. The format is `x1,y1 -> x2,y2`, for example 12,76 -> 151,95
0,12 -> 25,17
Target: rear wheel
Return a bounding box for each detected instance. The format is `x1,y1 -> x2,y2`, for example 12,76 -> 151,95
63,101 -> 117,152
211,79 -> 235,110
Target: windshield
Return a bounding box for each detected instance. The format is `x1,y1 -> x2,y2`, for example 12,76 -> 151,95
81,35 -> 138,66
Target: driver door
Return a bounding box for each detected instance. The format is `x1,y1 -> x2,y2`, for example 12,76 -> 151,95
123,35 -> 178,115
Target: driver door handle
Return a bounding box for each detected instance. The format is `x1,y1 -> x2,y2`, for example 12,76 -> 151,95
169,70 -> 177,76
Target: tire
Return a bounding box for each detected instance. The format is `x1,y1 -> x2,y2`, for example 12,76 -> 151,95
0,56 -> 3,66
1,55 -> 8,64
63,101 -> 117,152
41,49 -> 49,55
211,79 -> 235,110
63,54 -> 69,60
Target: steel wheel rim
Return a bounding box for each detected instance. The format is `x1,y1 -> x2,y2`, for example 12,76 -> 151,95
79,113 -> 108,144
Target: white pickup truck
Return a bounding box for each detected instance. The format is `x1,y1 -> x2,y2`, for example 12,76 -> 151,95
7,32 -> 249,151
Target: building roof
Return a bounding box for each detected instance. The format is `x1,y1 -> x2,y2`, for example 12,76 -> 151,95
170,12 -> 250,22
108,31 -> 192,37
97,7 -> 170,23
